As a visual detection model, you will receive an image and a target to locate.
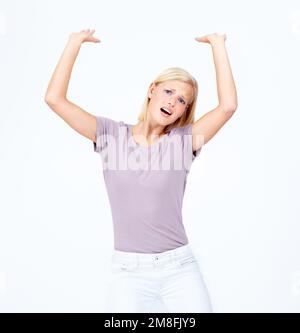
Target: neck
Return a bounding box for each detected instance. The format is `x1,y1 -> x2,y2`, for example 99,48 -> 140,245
132,120 -> 166,146
134,120 -> 165,138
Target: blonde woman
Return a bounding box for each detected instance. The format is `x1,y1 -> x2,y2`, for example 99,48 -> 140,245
45,29 -> 237,313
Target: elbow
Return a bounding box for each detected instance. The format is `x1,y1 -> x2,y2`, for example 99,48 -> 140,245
224,103 -> 238,114
222,104 -> 237,120
44,95 -> 65,107
44,94 -> 55,105
44,97 -> 52,106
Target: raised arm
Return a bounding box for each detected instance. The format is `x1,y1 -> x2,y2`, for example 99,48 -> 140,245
44,29 -> 101,143
191,33 -> 238,149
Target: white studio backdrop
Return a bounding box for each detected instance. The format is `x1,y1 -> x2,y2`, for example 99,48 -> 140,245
0,0 -> 299,312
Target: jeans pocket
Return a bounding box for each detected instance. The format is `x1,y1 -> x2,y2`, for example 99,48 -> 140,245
176,256 -> 197,268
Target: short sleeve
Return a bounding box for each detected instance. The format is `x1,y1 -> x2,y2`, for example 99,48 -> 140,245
93,116 -> 120,154
182,123 -> 202,162
171,123 -> 202,171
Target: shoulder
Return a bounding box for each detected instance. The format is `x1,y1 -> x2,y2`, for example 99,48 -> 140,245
170,123 -> 193,136
95,115 -> 124,126
95,116 -> 125,134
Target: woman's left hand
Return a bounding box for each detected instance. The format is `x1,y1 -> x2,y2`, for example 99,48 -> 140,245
195,33 -> 227,44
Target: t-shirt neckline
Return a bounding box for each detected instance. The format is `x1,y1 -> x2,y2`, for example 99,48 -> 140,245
128,124 -> 170,149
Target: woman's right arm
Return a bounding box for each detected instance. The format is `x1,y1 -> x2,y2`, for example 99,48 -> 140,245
44,29 -> 101,143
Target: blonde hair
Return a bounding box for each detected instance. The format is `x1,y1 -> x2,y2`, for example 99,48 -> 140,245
137,67 -> 198,134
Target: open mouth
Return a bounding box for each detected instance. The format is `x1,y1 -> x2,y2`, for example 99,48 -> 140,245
160,107 -> 172,117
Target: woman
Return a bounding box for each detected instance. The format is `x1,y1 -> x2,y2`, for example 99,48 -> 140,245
45,29 -> 238,313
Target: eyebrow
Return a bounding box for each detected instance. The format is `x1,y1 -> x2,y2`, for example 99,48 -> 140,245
167,88 -> 188,101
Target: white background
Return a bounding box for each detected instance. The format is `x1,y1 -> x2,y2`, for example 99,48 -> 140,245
0,0 -> 299,312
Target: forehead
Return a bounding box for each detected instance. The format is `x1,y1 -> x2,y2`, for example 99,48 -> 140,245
160,80 -> 193,100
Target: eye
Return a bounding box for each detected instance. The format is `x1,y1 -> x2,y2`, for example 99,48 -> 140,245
164,90 -> 186,105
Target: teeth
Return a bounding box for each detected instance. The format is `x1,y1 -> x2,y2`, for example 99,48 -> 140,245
161,108 -> 171,115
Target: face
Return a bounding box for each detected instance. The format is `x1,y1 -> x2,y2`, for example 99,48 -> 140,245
147,80 -> 194,125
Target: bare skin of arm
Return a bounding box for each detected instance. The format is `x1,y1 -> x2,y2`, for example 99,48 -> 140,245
44,29 -> 101,143
192,33 -> 238,149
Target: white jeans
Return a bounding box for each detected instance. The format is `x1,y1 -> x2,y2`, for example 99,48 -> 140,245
105,244 -> 213,313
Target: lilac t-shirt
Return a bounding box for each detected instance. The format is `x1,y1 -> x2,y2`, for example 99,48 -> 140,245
93,116 -> 202,253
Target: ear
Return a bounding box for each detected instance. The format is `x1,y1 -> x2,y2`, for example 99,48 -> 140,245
148,82 -> 156,99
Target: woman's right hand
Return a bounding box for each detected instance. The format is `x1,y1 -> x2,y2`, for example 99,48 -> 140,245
69,29 -> 101,44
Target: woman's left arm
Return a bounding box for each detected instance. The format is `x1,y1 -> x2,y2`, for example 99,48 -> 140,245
192,33 -> 238,149
204,34 -> 238,109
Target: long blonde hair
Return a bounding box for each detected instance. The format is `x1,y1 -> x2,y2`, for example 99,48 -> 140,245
137,67 -> 198,134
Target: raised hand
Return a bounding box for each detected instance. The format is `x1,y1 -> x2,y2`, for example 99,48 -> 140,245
195,33 -> 227,44
69,29 -> 101,44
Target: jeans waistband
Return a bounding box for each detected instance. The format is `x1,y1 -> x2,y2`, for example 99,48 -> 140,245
111,244 -> 194,265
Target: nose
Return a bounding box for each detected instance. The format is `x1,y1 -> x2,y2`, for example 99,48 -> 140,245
168,99 -> 175,107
